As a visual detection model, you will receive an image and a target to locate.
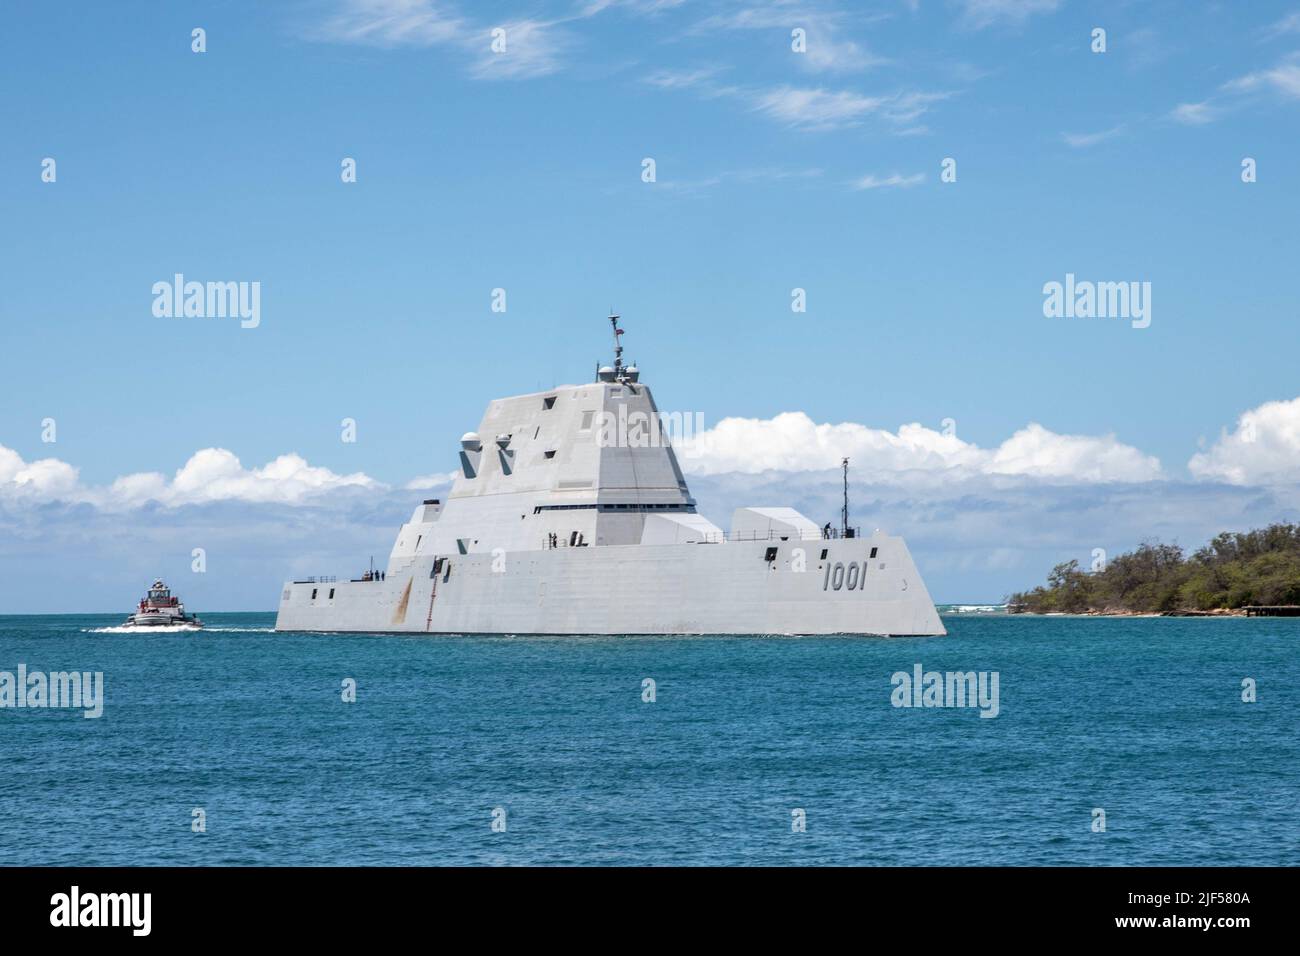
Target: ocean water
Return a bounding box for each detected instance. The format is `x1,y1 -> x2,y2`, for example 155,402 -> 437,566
0,613 -> 1296,866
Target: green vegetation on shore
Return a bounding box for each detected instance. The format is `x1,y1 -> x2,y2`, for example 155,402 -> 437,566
1007,523 -> 1300,614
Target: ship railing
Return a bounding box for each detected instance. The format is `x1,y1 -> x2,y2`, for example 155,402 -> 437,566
693,527 -> 863,544
292,575 -> 338,584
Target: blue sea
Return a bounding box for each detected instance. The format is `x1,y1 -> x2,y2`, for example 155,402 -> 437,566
1,612 -> 1296,866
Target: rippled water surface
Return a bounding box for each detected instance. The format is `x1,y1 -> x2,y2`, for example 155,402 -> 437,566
1,613 -> 1296,865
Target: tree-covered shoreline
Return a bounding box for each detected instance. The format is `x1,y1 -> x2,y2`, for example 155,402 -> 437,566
1007,523 -> 1300,614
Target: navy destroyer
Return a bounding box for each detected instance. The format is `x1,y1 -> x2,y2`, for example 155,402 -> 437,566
275,317 -> 944,636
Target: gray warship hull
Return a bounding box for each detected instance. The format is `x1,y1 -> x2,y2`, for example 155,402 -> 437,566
275,318 -> 945,637
277,533 -> 943,635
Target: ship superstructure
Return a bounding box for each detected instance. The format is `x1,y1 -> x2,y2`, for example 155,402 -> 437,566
275,317 -> 944,636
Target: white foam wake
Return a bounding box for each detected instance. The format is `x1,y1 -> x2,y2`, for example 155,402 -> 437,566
85,624 -> 205,634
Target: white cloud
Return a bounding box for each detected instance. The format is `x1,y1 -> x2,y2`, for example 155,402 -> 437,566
1264,12 -> 1300,39
690,7 -> 889,74
644,66 -> 724,91
880,89 -> 951,123
0,445 -> 380,509
645,72 -> 949,132
987,423 -> 1162,483
164,449 -> 377,505
1170,100 -> 1218,125
1061,125 -> 1123,148
751,86 -> 888,129
0,446 -> 80,498
1189,396 -> 1300,485
801,32 -> 885,74
1173,54 -> 1300,125
956,0 -> 1060,30
1224,59 -> 1300,98
582,0 -> 686,14
748,84 -> 951,131
468,19 -> 571,80
851,171 -> 925,189
311,1 -> 573,80
674,412 -> 1163,482
404,471 -> 460,490
15,398 -> 1300,516
313,0 -> 467,46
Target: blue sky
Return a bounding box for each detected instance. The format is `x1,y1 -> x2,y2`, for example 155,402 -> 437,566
3,0 -> 1300,609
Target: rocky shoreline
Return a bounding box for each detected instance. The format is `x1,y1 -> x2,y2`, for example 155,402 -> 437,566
1008,607 -> 1247,617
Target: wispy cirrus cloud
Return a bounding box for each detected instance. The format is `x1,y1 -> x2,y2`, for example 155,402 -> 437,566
1262,11 -> 1300,39
312,0 -> 467,46
751,85 -> 949,130
751,85 -> 888,128
643,66 -> 733,93
643,67 -> 950,132
1170,52 -> 1300,124
1169,100 -> 1218,125
653,165 -> 824,195
309,0 -> 577,80
955,0 -> 1060,30
467,19 -> 572,79
1061,125 -> 1124,148
851,171 -> 925,189
1223,56 -> 1300,98
690,4 -> 891,74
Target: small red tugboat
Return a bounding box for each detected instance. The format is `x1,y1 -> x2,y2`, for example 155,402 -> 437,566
124,580 -> 203,628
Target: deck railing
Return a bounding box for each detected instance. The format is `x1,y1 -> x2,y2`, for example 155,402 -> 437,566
694,527 -> 863,544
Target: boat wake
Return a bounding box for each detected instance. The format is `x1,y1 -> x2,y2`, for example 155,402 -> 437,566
86,624 -> 205,634
84,625 -> 274,634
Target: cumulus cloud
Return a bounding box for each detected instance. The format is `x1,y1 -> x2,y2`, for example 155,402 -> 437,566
673,412 -> 1163,482
1189,396 -> 1300,485
0,446 -> 80,499
404,471 -> 459,490
5,400 -> 1300,609
0,445 -> 380,509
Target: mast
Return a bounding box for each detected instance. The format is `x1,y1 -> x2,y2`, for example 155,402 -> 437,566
841,457 -> 850,538
609,310 -> 624,377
